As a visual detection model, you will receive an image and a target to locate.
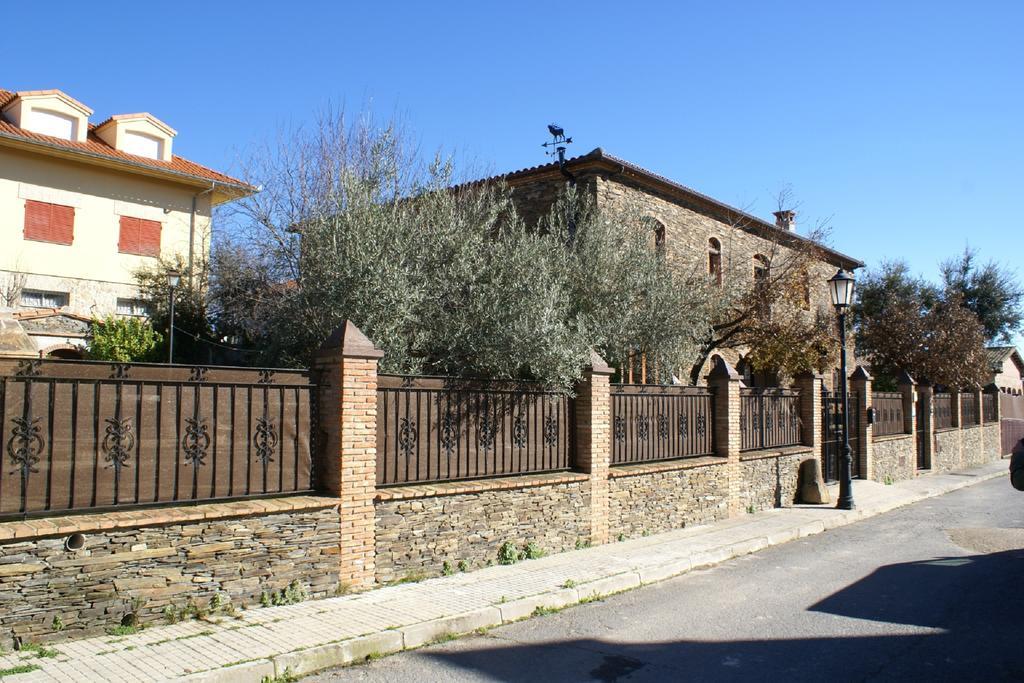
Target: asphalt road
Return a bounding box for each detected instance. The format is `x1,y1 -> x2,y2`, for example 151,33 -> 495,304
310,476 -> 1024,682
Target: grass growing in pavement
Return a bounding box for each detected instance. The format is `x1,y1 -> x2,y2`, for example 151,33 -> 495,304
0,663 -> 41,676
17,643 -> 59,659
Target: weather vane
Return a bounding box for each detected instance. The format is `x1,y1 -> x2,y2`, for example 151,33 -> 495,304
542,123 -> 573,168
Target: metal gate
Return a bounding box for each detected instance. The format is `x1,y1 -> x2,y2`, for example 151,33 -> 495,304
915,392 -> 929,469
822,390 -> 860,483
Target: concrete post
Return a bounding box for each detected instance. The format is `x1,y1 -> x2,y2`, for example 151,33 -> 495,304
574,351 -> 614,546
707,358 -> 742,516
314,321 -> 384,590
918,383 -> 934,469
850,366 -> 872,481
897,370 -> 917,436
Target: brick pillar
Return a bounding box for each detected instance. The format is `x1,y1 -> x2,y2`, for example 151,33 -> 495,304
574,351 -> 613,546
850,366 -> 872,481
918,383 -> 934,469
313,321 -> 383,590
793,371 -> 823,459
707,358 -> 742,516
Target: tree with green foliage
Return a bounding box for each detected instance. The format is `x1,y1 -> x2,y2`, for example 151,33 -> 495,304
941,247 -> 1023,343
211,110 -> 717,388
854,260 -> 988,388
134,253 -> 217,365
85,316 -> 162,362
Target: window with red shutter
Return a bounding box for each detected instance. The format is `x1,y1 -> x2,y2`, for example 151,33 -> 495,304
118,216 -> 161,257
24,200 -> 75,245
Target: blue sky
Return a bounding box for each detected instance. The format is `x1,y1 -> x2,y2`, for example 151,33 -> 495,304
5,1 -> 1022,321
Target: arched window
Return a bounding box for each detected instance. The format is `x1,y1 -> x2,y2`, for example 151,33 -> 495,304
708,238 -> 722,284
644,218 -> 667,256
753,254 -> 770,284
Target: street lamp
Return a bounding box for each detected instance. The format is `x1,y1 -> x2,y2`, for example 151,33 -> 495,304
828,268 -> 856,510
166,270 -> 181,364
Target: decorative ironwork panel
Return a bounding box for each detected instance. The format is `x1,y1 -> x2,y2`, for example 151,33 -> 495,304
610,384 -> 715,465
0,361 -> 316,519
872,392 -> 906,436
376,375 -> 572,485
740,388 -> 801,451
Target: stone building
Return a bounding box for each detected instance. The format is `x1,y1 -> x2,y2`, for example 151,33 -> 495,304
985,346 -> 1024,395
485,147 -> 864,385
0,87 -> 253,357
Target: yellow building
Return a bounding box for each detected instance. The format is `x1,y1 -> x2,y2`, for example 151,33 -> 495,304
0,87 -> 251,357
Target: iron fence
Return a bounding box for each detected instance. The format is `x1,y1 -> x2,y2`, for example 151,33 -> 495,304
983,393 -> 998,423
961,394 -> 979,427
610,384 -> 715,465
0,358 -> 315,519
739,388 -> 801,451
934,393 -> 954,430
872,392 -> 905,436
376,375 -> 572,485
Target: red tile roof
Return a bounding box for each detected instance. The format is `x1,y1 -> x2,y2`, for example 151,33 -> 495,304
0,88 -> 252,195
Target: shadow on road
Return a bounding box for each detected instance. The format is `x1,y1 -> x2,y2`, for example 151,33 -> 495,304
417,549 -> 1024,682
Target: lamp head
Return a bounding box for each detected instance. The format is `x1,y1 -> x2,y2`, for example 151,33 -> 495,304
166,270 -> 182,289
828,268 -> 855,309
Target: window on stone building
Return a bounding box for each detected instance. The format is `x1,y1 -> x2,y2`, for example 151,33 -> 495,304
20,289 -> 69,308
799,268 -> 811,310
708,238 -> 722,284
650,219 -> 666,256
24,200 -> 75,245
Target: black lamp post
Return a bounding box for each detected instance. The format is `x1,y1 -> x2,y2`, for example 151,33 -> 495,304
167,270 -> 181,364
828,268 -> 856,510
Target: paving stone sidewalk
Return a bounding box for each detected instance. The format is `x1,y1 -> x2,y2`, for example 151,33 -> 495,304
0,460 -> 1009,683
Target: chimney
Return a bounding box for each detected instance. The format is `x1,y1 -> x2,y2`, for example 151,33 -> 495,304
773,210 -> 796,232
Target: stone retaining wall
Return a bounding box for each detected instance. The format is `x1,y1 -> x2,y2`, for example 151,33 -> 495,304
374,476 -> 590,583
607,459 -> 730,539
983,423 -> 1001,459
738,450 -> 807,513
871,434 -> 917,483
961,426 -> 988,469
0,499 -> 340,647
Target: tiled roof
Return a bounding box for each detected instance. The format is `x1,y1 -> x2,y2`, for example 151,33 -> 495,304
985,346 -> 1023,372
12,307 -> 92,323
0,88 -> 251,194
463,147 -> 865,270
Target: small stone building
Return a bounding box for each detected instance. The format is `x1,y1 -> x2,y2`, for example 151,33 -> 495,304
487,147 -> 864,385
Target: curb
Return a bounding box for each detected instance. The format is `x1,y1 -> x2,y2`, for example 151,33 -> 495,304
183,465 -> 1007,681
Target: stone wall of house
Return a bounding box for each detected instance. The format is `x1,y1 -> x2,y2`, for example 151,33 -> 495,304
738,450 -> 807,513
871,434 -> 917,483
0,500 -> 340,647
607,459 -> 730,539
508,172 -> 849,385
374,476 -> 591,583
932,429 -> 963,472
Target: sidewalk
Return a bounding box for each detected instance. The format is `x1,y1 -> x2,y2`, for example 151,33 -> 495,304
0,460 -> 1009,683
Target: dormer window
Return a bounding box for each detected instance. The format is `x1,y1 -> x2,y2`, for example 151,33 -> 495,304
123,131 -> 163,159
1,90 -> 92,142
94,113 -> 176,161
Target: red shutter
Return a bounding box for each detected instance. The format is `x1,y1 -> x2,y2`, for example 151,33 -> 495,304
119,216 -> 161,257
24,200 -> 74,245
138,218 -> 162,257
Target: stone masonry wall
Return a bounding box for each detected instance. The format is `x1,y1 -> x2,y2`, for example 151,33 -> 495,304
374,478 -> 590,583
871,435 -> 917,483
738,450 -> 806,513
607,460 -> 730,539
983,423 -> 1001,459
961,425 -> 988,468
0,503 -> 340,647
932,429 -> 963,472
